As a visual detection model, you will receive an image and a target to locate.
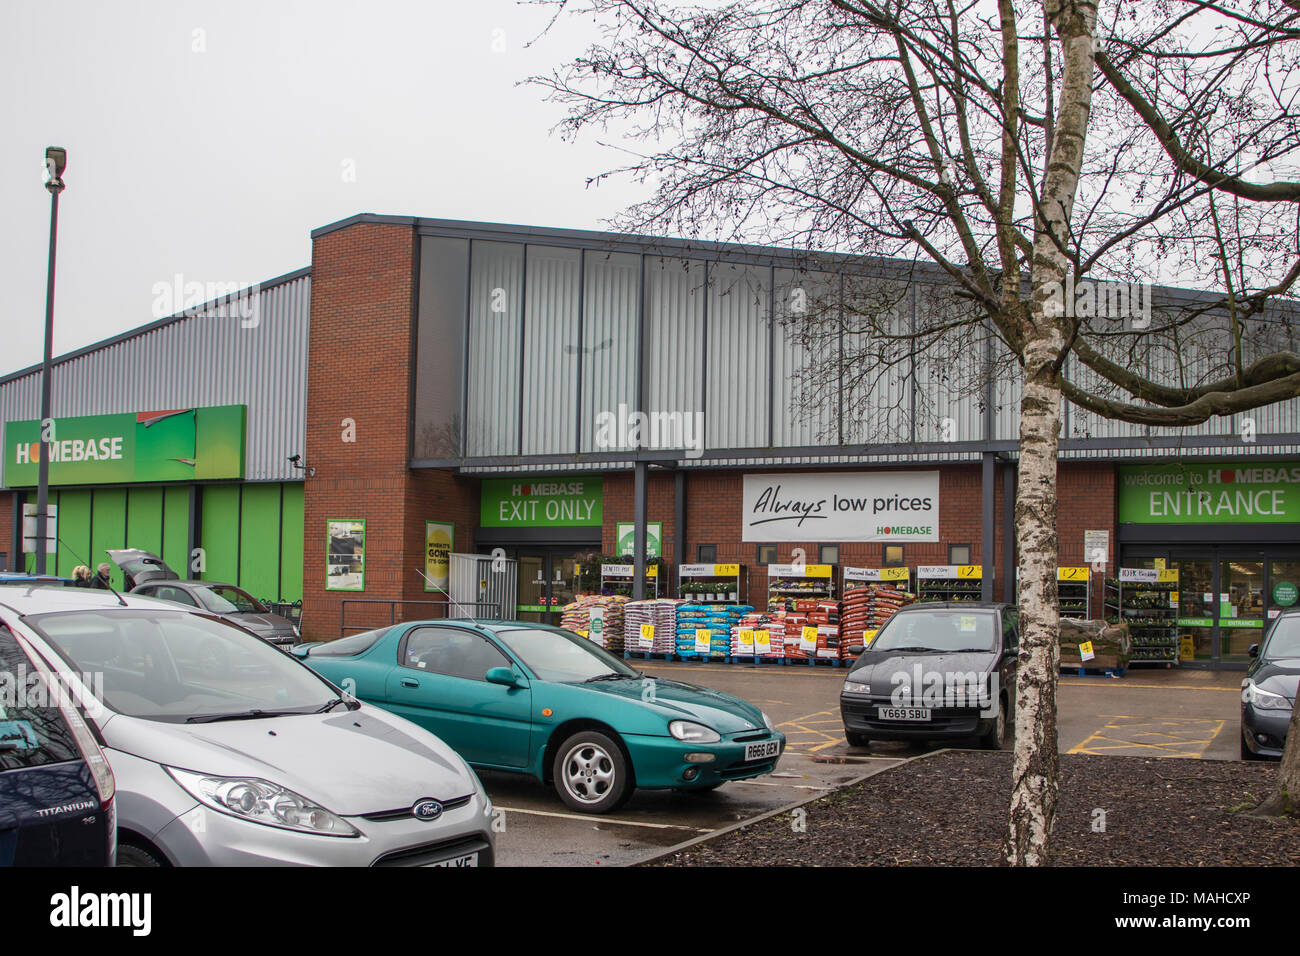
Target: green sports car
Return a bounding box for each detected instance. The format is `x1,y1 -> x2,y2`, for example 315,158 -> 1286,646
292,620 -> 785,813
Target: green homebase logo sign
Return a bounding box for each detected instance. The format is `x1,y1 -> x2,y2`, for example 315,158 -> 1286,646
4,406 -> 246,486
480,477 -> 602,527
1119,462 -> 1300,524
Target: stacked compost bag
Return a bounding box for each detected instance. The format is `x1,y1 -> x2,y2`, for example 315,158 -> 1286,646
623,598 -> 679,654
1060,618 -> 1132,670
840,584 -> 915,657
558,595 -> 628,652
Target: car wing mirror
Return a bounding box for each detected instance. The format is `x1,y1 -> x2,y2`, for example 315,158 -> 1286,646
1248,644 -> 1259,659
485,666 -> 523,688
846,644 -> 865,656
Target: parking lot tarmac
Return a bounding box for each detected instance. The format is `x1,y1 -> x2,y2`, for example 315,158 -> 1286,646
484,660 -> 1246,865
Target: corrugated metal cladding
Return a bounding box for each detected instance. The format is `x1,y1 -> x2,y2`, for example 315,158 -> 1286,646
429,222 -> 1300,463
0,272 -> 310,486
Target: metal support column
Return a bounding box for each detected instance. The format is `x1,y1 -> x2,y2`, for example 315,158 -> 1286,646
674,469 -> 686,574
633,460 -> 648,600
981,451 -> 995,601
1003,462 -> 1017,603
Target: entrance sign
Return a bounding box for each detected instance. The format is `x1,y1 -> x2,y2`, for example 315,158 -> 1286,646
741,472 -> 939,542
1119,463 -> 1300,524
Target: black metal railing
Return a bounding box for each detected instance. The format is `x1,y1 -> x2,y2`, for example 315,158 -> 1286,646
338,599 -> 500,638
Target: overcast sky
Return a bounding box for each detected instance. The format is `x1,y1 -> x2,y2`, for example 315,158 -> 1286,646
0,0 -> 646,376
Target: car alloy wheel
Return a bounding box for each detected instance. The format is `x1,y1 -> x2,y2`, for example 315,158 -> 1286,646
552,730 -> 632,814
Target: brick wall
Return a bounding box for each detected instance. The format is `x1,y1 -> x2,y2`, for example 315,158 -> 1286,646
301,221 -> 478,639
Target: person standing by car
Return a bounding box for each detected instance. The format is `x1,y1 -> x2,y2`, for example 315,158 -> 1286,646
71,566 -> 92,588
89,563 -> 112,589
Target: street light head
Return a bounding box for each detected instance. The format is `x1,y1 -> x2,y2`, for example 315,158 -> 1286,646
44,147 -> 66,193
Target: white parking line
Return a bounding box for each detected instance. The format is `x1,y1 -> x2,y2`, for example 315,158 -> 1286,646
496,805 -> 714,833
732,779 -> 835,791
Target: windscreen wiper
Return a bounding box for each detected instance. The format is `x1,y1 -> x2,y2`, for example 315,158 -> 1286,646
185,708 -> 308,723
314,697 -> 359,713
584,672 -> 630,682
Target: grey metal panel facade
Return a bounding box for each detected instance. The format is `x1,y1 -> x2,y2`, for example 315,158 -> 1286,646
522,246 -> 581,456
398,216 -> 1300,467
705,262 -> 769,448
579,251 -> 639,453
642,257 -> 705,425
0,271 -> 310,487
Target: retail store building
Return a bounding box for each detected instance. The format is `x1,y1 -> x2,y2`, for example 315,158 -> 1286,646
4,214 -> 1300,668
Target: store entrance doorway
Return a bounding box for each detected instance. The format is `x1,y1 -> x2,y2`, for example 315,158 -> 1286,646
510,549 -> 591,626
1123,545 -> 1300,665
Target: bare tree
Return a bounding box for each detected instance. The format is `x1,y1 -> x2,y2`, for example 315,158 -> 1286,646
535,0 -> 1300,861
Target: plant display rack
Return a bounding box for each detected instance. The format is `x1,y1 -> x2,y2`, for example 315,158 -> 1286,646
766,562 -> 836,609
599,562 -> 662,599
677,563 -> 745,604
915,565 -> 984,602
1057,566 -> 1091,619
1104,567 -> 1180,665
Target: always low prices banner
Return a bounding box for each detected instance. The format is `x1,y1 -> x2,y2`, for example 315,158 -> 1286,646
741,471 -> 939,542
4,406 -> 246,487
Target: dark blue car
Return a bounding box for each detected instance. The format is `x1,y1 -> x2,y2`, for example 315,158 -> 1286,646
0,625 -> 116,866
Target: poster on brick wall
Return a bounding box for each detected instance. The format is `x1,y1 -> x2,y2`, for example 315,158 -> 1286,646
741,472 -> 939,542
425,521 -> 454,592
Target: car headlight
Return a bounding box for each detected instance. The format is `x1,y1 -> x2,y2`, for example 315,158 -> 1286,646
761,711 -> 773,730
843,679 -> 871,695
668,720 -> 721,743
166,767 -> 359,837
292,624 -> 301,638
1242,680 -> 1293,711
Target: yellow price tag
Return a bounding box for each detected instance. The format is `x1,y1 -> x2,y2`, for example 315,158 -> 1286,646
640,624 -> 655,641
802,625 -> 818,641
714,563 -> 739,577
1079,640 -> 1095,661
863,629 -> 878,645
806,565 -> 833,578
577,630 -> 589,639
958,565 -> 982,579
880,567 -> 909,581
694,629 -> 712,654
1057,566 -> 1089,581
1158,569 -> 1179,583
755,629 -> 771,650
647,565 -> 658,578
738,628 -> 754,648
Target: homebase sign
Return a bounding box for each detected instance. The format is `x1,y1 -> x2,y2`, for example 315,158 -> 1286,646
742,471 -> 939,542
481,477 -> 602,527
4,406 -> 246,486
1119,463 -> 1300,524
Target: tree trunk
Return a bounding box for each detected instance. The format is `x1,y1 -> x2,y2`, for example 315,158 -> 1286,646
1004,0 -> 1098,866
1255,691 -> 1300,816
1005,337 -> 1063,865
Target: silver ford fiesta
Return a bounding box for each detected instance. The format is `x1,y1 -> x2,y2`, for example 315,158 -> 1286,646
1,588 -> 494,867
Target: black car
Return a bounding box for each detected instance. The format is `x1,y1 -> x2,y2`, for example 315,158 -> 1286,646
1241,611 -> 1299,760
106,549 -> 300,648
840,602 -> 1018,750
0,625 -> 116,865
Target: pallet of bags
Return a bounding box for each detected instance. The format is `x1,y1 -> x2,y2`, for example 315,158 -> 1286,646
675,603 -> 712,658
784,611 -> 809,659
625,598 -> 679,654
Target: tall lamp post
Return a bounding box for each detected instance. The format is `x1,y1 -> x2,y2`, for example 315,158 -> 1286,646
35,147 -> 66,575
